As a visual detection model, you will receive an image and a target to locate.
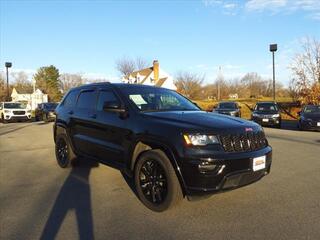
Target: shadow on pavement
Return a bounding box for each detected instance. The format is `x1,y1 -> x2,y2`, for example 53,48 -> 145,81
40,158 -> 99,240
121,171 -> 138,199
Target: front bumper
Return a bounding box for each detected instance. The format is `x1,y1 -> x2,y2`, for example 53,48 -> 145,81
300,120 -> 320,131
216,111 -> 240,117
252,117 -> 280,126
180,146 -> 272,196
3,114 -> 31,122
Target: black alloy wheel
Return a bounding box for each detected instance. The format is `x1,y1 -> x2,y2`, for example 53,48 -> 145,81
139,159 -> 168,205
56,137 -> 69,167
134,150 -> 183,212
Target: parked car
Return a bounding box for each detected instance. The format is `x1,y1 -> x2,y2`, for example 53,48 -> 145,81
298,105 -> 320,131
0,102 -> 32,123
53,83 -> 272,212
213,101 -> 241,117
35,102 -> 58,122
251,102 -> 281,128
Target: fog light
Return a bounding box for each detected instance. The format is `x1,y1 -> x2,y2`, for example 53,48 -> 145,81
198,162 -> 217,172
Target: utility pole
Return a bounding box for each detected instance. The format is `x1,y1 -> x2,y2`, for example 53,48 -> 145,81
5,62 -> 12,101
269,44 -> 277,101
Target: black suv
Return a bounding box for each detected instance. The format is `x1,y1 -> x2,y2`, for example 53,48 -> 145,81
53,83 -> 272,211
251,102 -> 281,128
213,101 -> 241,117
35,102 -> 58,122
298,105 -> 320,131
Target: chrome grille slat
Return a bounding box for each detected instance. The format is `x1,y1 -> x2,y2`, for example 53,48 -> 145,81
219,131 -> 267,153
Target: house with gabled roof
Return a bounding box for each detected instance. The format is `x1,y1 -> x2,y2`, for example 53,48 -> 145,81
122,60 -> 177,90
11,88 -> 48,110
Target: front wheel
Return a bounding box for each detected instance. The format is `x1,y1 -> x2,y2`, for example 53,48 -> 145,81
55,134 -> 77,168
134,150 -> 183,212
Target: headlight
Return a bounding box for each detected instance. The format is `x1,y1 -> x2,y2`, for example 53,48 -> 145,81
272,114 -> 280,118
4,110 -> 11,113
183,134 -> 219,146
27,110 -> 31,113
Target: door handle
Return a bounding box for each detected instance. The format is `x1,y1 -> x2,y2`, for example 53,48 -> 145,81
68,110 -> 74,115
90,114 -> 97,119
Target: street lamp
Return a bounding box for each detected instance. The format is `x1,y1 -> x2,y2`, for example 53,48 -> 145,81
5,62 -> 12,101
269,44 -> 277,101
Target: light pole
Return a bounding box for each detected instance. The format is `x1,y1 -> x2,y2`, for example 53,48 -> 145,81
269,44 -> 277,101
5,62 -> 12,101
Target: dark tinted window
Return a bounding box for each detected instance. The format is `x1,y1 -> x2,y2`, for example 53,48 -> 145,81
64,90 -> 78,108
255,103 -> 278,111
218,102 -> 237,109
77,90 -> 97,110
44,103 -> 58,110
303,105 -> 320,113
97,90 -> 119,111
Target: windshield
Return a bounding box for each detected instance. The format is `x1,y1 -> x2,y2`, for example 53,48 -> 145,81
255,103 -> 278,111
303,105 -> 320,113
4,102 -> 26,109
44,103 -> 58,110
218,102 -> 237,109
121,87 -> 200,112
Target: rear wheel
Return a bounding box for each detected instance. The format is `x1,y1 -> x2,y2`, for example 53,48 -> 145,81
134,150 -> 183,212
42,113 -> 48,122
55,134 -> 77,168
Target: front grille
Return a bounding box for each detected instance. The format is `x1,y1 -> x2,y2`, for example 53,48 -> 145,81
219,131 -> 267,153
13,111 -> 25,115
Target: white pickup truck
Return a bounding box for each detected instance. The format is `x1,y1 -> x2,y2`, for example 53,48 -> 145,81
0,102 -> 32,123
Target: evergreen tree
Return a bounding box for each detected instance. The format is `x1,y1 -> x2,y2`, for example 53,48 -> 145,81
33,65 -> 62,102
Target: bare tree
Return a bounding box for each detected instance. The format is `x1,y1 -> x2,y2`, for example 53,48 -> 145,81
60,73 -> 85,92
115,56 -> 149,76
115,57 -> 136,76
135,57 -> 148,70
11,71 -> 33,93
175,71 -> 204,99
0,73 -> 6,101
290,37 -> 320,104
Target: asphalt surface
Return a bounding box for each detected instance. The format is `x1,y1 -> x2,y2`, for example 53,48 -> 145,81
0,121 -> 319,240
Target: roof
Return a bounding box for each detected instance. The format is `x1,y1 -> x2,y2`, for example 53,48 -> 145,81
126,67 -> 153,80
155,77 -> 168,87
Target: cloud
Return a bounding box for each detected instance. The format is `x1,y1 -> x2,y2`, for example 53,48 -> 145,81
203,0 -> 320,20
245,0 -> 320,19
245,0 -> 287,12
203,0 -> 240,15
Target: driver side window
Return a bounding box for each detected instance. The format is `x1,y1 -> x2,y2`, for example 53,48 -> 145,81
97,90 -> 120,111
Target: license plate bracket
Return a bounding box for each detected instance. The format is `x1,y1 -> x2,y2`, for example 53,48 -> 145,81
253,156 -> 266,172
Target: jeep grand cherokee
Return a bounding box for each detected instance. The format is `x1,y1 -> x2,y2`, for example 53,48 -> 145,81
53,83 -> 272,212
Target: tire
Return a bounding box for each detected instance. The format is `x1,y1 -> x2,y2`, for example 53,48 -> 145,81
55,134 -> 77,168
43,113 -> 48,122
134,149 -> 183,212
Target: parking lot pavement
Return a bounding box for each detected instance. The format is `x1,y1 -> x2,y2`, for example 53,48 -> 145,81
0,122 -> 320,240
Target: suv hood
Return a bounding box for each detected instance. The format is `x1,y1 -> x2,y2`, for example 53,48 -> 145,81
301,113 -> 320,120
143,111 -> 260,132
4,108 -> 28,111
215,108 -> 238,112
253,110 -> 279,115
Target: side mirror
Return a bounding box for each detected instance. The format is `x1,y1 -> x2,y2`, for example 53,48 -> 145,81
103,101 -> 126,113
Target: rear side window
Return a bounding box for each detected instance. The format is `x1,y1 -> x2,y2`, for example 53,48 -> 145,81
77,90 -> 97,110
64,90 -> 78,108
97,90 -> 120,111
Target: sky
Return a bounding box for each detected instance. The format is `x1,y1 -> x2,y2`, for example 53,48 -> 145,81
0,0 -> 320,86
